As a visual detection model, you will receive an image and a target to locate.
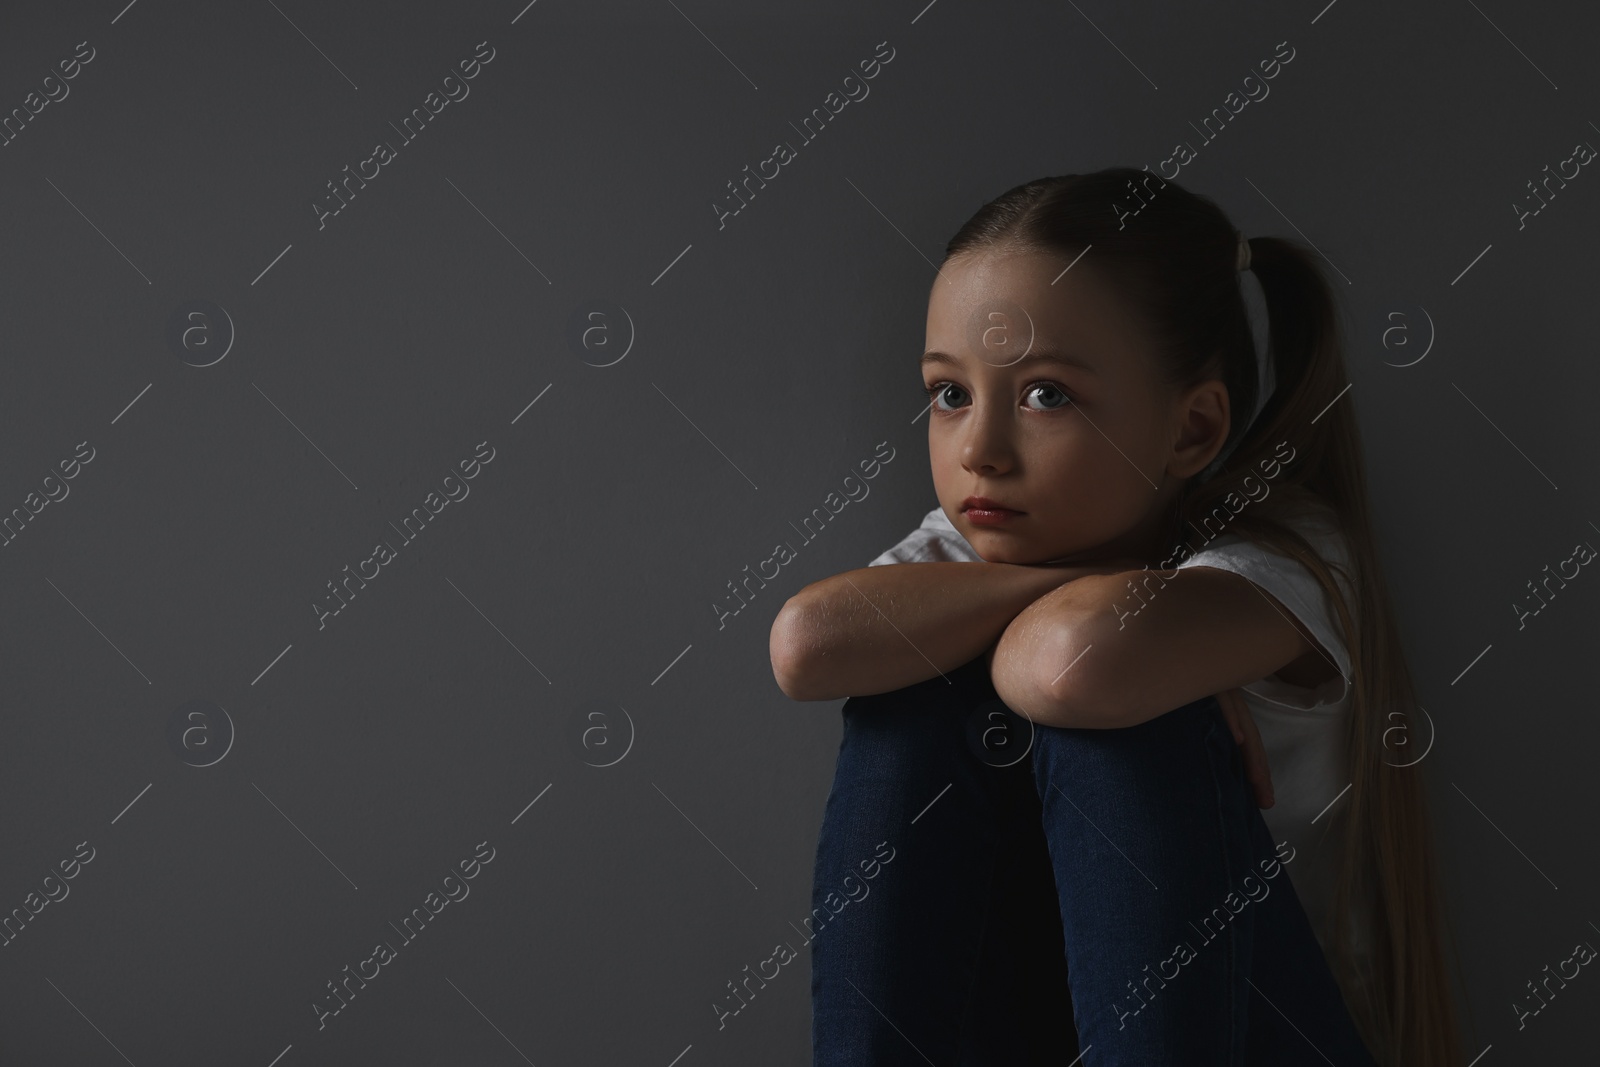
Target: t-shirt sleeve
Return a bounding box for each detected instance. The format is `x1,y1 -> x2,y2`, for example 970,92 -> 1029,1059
867,507 -> 982,566
1175,513 -> 1356,709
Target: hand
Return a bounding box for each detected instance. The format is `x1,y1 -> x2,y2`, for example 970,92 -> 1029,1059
1216,687 -> 1274,809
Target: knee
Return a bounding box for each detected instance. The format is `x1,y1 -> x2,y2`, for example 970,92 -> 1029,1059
1028,694 -> 1223,779
837,673 -> 1024,776
841,656 -> 992,723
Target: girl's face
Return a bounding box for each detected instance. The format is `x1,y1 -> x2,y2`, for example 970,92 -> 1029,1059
922,247 -> 1220,566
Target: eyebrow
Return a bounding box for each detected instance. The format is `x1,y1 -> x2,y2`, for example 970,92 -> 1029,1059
919,349 -> 1101,375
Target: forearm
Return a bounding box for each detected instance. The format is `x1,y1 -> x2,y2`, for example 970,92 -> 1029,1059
771,562 -> 1067,701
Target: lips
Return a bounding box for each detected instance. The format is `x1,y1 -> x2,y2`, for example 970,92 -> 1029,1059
961,496 -> 1022,513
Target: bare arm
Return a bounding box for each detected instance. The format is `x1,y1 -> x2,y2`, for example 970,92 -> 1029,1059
769,560 -> 1134,701
989,566 -> 1319,729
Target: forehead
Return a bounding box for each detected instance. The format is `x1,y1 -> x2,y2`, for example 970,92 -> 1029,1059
924,248 -> 1150,377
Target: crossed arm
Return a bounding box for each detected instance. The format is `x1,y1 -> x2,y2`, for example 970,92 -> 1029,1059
985,565 -> 1322,731
768,559 -> 1125,702
770,559 -> 1318,809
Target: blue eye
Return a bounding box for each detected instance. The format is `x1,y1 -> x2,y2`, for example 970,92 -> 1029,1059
922,381 -> 1074,413
1024,383 -> 1073,411
923,381 -> 965,411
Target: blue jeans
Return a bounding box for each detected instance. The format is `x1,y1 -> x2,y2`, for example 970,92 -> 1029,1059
809,654 -> 1377,1066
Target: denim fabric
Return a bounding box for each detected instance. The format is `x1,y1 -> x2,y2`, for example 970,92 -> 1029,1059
809,655 -> 1376,1066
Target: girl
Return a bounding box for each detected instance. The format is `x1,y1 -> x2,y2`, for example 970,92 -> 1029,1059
769,169 -> 1467,1065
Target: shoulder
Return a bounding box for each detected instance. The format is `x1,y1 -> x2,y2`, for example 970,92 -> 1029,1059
1176,503 -> 1355,705
1177,503 -> 1353,603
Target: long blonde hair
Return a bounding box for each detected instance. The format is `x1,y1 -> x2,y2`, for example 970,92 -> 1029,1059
944,169 -> 1472,1063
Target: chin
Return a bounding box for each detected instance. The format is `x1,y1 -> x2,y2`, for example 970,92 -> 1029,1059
967,542 -> 1016,564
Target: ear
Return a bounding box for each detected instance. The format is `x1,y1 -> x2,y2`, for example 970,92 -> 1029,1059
1167,378 -> 1230,479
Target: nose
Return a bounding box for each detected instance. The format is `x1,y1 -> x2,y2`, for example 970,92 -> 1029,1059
959,396 -> 1017,475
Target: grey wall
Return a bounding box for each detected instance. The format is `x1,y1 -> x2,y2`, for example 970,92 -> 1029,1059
1,0 -> 1594,1062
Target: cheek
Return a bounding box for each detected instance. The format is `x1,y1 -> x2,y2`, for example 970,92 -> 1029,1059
926,434 -> 953,490
928,432 -> 960,478
1030,432 -> 1161,528
1064,409 -> 1166,483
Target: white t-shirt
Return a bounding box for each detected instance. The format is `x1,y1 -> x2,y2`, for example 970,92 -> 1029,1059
868,505 -> 1373,977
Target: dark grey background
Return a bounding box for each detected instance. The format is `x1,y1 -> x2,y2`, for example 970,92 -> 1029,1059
1,0 -> 1595,1062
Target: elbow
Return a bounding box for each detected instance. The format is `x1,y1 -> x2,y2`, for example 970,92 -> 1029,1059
1039,671 -> 1115,730
1032,624 -> 1128,730
769,596 -> 820,702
